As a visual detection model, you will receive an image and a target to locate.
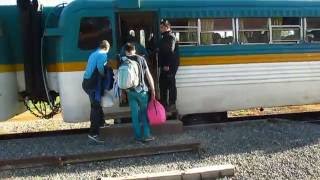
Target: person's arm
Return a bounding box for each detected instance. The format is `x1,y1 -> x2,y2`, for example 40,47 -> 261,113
142,58 -> 155,99
169,35 -> 176,53
162,35 -> 176,71
97,54 -> 107,76
163,35 -> 176,54
146,67 -> 155,99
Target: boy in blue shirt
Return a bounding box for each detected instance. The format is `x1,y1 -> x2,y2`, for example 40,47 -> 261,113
82,40 -> 110,144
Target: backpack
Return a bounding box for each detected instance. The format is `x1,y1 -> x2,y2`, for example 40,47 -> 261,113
117,56 -> 140,89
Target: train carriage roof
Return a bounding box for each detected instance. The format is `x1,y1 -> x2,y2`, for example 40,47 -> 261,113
69,0 -> 320,7
63,0 -> 320,17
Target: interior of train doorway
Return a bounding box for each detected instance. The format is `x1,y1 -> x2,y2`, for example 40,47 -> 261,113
116,11 -> 159,106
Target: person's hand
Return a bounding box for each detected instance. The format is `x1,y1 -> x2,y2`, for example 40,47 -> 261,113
163,66 -> 169,71
151,89 -> 156,99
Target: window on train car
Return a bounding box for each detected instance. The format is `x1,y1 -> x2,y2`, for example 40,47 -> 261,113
238,18 -> 269,44
200,18 -> 233,45
170,19 -> 198,46
306,18 -> 320,43
271,17 -> 301,44
78,17 -> 113,50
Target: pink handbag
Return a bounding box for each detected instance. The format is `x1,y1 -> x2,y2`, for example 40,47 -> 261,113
147,98 -> 166,125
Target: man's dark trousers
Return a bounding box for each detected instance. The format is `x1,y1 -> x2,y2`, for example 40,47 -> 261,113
159,66 -> 178,108
82,82 -> 104,136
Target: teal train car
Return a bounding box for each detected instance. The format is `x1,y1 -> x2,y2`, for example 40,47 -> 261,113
1,0 -> 320,122
0,5 -> 25,121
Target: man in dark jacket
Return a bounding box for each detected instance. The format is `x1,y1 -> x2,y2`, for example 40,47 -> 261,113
158,19 -> 180,111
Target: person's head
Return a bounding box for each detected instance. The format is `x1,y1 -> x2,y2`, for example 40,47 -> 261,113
124,42 -> 136,56
160,19 -> 171,33
129,30 -> 135,37
127,30 -> 137,43
99,40 -> 110,52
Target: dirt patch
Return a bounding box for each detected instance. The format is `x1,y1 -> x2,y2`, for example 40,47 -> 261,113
8,111 -> 63,122
228,104 -> 320,117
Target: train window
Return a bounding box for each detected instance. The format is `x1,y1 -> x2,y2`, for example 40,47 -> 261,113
170,19 -> 198,46
238,18 -> 269,44
200,18 -> 233,45
306,18 -> 320,43
271,17 -> 301,43
78,17 -> 113,50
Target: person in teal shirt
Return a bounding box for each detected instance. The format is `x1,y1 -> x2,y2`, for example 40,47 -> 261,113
123,43 -> 156,142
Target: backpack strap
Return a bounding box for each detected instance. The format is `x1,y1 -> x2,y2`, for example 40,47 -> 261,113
134,55 -> 145,86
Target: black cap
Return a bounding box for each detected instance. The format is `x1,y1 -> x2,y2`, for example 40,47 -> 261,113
160,19 -> 170,26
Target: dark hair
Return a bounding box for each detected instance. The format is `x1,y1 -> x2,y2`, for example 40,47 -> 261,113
124,42 -> 135,52
160,19 -> 171,27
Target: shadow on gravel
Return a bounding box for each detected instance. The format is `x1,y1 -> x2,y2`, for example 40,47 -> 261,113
1,120 -> 319,179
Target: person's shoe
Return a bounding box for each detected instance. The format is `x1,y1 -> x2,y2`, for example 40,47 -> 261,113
135,138 -> 145,144
88,134 -> 104,145
102,122 -> 111,127
143,136 -> 155,142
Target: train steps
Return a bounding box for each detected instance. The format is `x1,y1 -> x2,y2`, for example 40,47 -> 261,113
100,120 -> 183,139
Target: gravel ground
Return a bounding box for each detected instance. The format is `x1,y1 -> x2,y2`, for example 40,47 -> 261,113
0,113 -> 89,134
1,120 -> 320,179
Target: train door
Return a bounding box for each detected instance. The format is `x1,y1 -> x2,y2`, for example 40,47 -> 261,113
116,12 -> 158,105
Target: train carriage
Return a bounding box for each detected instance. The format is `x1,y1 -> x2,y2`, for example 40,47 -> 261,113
1,0 -> 320,122
0,6 -> 25,121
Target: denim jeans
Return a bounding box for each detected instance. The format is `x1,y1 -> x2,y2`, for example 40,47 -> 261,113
127,90 -> 151,140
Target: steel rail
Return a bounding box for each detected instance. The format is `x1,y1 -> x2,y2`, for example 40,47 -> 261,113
0,142 -> 200,170
0,128 -> 89,140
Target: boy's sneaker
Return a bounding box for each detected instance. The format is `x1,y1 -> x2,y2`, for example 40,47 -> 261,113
143,136 -> 155,142
135,138 -> 146,145
88,134 -> 104,145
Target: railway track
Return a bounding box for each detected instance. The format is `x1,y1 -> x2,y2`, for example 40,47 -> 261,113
1,111 -> 320,141
1,111 -> 320,171
0,142 -> 200,171
0,128 -> 89,140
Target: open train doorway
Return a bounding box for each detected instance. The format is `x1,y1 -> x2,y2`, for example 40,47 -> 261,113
116,12 -> 159,105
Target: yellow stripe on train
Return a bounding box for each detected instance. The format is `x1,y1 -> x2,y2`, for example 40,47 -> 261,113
46,52 -> 320,72
2,52 -> 320,73
48,53 -> 320,72
0,64 -> 24,73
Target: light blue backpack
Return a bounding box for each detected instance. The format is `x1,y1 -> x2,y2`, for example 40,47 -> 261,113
117,56 -> 140,89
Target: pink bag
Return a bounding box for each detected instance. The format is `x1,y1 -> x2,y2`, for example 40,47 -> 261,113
147,98 -> 166,125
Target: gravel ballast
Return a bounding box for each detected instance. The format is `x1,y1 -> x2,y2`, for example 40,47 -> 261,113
1,120 -> 320,179
0,114 -> 89,135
